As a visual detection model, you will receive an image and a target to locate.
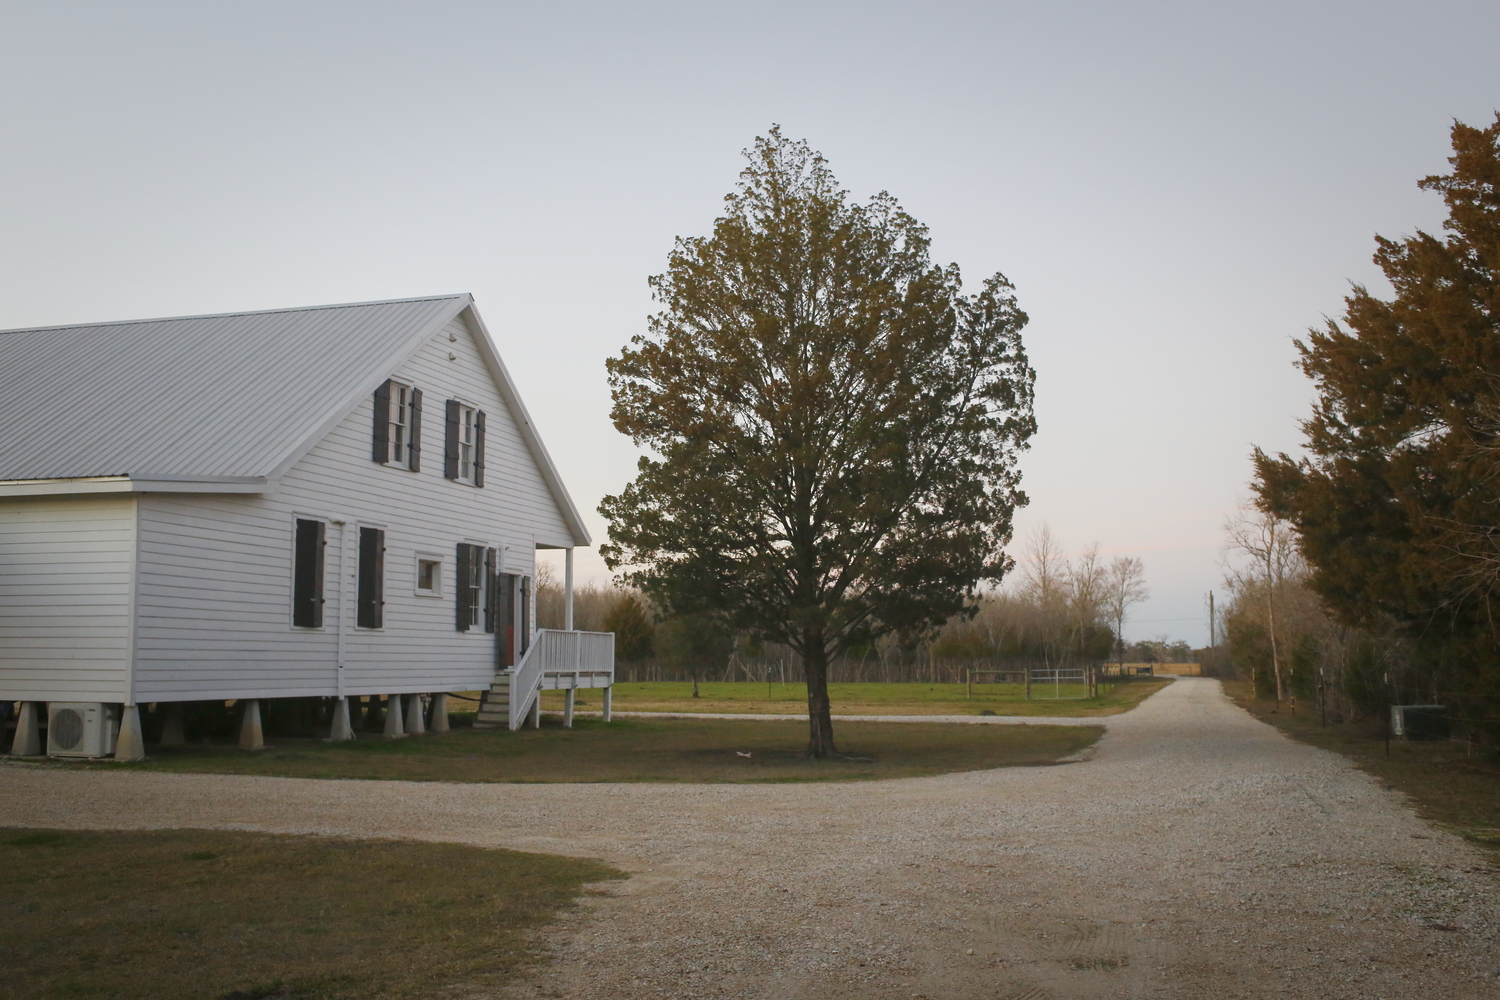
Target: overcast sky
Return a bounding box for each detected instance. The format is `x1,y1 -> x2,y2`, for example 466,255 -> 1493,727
2,1 -> 1497,643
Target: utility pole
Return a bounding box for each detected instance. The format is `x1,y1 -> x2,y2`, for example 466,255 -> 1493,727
1206,591 -> 1216,647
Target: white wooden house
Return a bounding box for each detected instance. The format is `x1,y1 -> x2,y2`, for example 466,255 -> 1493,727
0,294 -> 613,759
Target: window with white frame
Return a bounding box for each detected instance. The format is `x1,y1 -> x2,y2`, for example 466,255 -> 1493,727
373,379 -> 422,471
457,405 -> 477,482
389,383 -> 413,467
416,556 -> 442,597
443,399 -> 485,486
455,543 -> 495,633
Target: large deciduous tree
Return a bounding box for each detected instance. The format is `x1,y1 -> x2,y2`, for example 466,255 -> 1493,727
600,128 -> 1036,756
1253,114 -> 1500,710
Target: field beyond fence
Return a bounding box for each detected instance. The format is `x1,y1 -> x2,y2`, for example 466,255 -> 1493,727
612,657 -> 1173,685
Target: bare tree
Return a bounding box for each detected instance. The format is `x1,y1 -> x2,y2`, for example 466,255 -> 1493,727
1069,543 -> 1108,654
1224,506 -> 1304,704
1104,556 -> 1149,672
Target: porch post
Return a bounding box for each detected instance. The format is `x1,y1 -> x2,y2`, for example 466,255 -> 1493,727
11,701 -> 41,756
238,700 -> 264,750
564,547 -> 574,631
159,702 -> 186,747
330,697 -> 354,741
429,693 -> 450,733
529,693 -> 542,729
115,704 -> 146,761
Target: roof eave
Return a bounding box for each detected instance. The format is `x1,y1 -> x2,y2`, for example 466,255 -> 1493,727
459,304 -> 593,548
0,475 -> 270,498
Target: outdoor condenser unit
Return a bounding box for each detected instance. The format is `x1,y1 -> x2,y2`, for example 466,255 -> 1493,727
1390,704 -> 1449,741
47,703 -> 118,758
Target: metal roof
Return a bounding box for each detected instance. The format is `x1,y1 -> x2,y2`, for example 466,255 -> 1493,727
0,294 -> 471,482
0,293 -> 592,546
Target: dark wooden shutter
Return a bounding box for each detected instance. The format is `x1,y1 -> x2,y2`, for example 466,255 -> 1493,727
455,542 -> 472,631
292,518 -> 325,628
483,547 -> 498,633
408,387 -> 423,472
499,574 -> 517,666
473,410 -> 486,488
372,380 -> 391,463
357,527 -> 385,629
444,400 -> 460,479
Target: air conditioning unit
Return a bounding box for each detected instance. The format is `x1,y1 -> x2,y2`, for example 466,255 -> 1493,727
47,703 -> 118,758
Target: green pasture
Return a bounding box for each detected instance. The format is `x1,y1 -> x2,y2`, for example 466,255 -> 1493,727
545,677 -> 1170,717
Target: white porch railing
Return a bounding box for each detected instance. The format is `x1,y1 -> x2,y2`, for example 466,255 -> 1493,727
507,629 -> 615,731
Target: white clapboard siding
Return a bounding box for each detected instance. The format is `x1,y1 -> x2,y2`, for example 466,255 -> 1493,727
130,314 -> 563,701
0,496 -> 136,701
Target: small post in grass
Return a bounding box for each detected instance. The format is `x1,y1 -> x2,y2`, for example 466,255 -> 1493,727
238,699 -> 264,750
11,701 -> 41,756
115,704 -> 145,761
602,686 -> 613,723
383,695 -> 405,738
429,693 -> 449,733
967,667 -> 973,699
330,697 -> 354,741
405,694 -> 426,736
564,688 -> 575,728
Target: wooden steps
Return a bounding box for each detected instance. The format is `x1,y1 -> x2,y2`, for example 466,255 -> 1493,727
473,672 -> 512,730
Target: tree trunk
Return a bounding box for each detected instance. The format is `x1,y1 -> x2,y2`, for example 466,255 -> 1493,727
1266,560 -> 1284,705
803,635 -> 837,758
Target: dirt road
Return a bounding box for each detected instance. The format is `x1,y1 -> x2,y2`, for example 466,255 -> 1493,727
2,678 -> 1496,998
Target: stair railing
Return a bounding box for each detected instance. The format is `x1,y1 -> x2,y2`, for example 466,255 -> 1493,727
507,630 -> 618,730
508,636 -> 546,731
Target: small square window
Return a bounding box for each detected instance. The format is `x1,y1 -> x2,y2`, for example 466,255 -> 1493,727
416,557 -> 442,597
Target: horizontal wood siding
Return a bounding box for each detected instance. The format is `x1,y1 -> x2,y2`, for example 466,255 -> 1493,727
132,315 -> 567,701
0,496 -> 136,701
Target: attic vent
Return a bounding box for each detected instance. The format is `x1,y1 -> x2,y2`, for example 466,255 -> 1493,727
51,708 -> 84,750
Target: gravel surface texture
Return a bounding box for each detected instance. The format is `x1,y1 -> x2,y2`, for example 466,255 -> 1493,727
2,677 -> 1497,999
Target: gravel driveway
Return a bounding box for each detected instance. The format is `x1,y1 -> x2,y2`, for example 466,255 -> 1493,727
2,678 -> 1496,999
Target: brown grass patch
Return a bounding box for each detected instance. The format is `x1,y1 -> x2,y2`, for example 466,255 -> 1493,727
0,827 -> 622,1000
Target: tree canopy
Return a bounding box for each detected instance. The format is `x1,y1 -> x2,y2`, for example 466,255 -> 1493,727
600,127 -> 1036,756
1254,113 -> 1500,709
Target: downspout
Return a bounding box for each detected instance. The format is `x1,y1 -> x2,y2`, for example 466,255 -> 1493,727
331,518 -> 348,698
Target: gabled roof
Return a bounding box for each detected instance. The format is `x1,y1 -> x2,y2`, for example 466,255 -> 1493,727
0,294 -> 590,546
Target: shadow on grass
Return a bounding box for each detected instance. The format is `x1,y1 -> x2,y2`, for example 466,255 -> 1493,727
46,716 -> 1102,784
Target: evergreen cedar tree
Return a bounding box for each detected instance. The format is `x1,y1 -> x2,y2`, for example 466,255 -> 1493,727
1254,114 -> 1500,712
600,128 -> 1036,757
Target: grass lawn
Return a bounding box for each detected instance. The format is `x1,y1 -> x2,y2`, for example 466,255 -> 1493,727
1225,680 -> 1500,854
43,716 -> 1102,783
0,827 -> 622,1000
543,678 -> 1171,717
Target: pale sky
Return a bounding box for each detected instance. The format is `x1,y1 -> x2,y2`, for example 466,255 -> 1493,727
2,1 -> 1497,644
